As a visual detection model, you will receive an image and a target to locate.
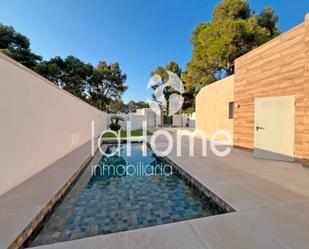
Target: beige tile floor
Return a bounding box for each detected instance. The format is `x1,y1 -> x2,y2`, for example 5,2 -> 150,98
1,134 -> 309,249
0,140 -> 105,249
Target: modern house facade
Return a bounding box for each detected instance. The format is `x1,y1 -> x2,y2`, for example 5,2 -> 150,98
196,75 -> 234,141
196,13 -> 309,166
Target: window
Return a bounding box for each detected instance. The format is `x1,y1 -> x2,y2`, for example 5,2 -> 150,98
229,102 -> 234,119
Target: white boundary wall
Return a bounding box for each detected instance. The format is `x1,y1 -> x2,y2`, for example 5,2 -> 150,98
171,113 -> 195,128
172,114 -> 184,127
188,112 -> 195,128
0,53 -> 107,195
106,108 -> 157,130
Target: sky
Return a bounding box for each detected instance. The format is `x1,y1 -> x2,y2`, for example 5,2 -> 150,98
1,0 -> 309,102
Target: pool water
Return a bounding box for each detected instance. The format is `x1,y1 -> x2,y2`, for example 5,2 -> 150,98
27,144 -> 224,247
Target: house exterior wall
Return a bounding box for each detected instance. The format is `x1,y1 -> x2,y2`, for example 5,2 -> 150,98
0,53 -> 107,195
234,18 -> 308,162
196,75 -> 234,140
304,14 -> 309,166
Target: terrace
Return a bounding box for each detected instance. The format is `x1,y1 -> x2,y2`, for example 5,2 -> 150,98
1,134 -> 309,249
1,2 -> 309,249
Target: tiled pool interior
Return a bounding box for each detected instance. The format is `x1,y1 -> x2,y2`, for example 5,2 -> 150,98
26,144 -> 227,247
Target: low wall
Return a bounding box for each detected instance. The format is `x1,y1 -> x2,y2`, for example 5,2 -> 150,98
0,53 -> 107,195
188,113 -> 195,128
172,114 -> 184,127
195,76 -> 234,141
106,109 -> 157,131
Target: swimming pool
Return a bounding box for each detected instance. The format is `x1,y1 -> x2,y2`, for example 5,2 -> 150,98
26,143 -> 228,247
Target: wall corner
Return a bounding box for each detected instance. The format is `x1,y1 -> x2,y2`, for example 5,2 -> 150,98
303,12 -> 309,167
305,13 -> 309,23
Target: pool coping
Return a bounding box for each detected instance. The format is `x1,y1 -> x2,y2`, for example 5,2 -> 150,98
22,140 -> 235,248
103,139 -> 235,213
13,136 -> 309,249
2,135 -> 309,249
160,155 -> 235,214
11,156 -> 92,249
0,140 -> 104,249
103,138 -> 235,213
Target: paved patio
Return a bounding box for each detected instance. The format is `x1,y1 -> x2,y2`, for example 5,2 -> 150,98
1,133 -> 309,249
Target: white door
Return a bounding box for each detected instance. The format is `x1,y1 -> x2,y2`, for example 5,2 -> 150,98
254,96 -> 295,161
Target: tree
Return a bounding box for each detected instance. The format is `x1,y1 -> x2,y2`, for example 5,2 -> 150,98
182,0 -> 280,111
0,24 -> 42,68
181,85 -> 196,114
35,56 -> 93,99
258,6 -> 280,37
106,100 -> 127,114
150,61 -> 182,116
109,115 -> 124,131
34,56 -> 65,87
126,100 -> 149,112
184,0 -> 280,79
88,61 -> 127,111
0,22 -> 128,112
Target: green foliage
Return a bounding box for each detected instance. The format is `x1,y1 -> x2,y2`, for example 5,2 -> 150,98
35,56 -> 93,99
182,0 -> 280,111
181,85 -> 196,114
150,61 -> 182,115
87,61 -> 127,111
212,0 -> 250,21
35,58 -> 127,111
0,22 -> 127,113
151,61 -> 181,82
106,100 -> 127,113
258,6 -> 280,36
0,23 -> 42,68
109,115 -> 124,131
126,100 -> 149,112
109,123 -> 121,131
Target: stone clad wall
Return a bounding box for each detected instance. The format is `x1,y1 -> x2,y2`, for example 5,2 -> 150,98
234,20 -> 307,161
304,14 -> 309,166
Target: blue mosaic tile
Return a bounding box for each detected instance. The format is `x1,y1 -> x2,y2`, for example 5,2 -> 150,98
26,144 -> 226,247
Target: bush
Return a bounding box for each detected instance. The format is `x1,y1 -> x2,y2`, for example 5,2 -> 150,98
109,123 -> 121,131
109,115 -> 124,131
